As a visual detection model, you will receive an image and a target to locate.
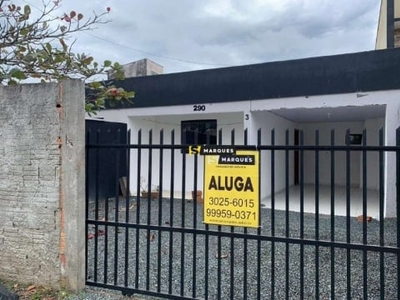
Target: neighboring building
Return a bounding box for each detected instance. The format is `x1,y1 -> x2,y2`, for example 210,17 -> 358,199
95,49 -> 400,219
376,0 -> 400,49
107,58 -> 163,79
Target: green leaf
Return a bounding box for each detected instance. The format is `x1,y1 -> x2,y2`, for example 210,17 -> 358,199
83,56 -> 93,65
89,81 -> 102,89
23,54 -> 35,62
95,98 -> 105,108
104,60 -> 112,67
54,55 -> 64,63
127,91 -> 135,98
18,15 -> 28,22
24,5 -> 31,15
45,43 -> 52,52
20,28 -> 29,36
85,103 -> 95,116
10,69 -> 27,80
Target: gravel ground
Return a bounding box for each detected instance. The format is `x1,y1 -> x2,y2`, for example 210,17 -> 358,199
67,287 -> 150,300
84,197 -> 399,300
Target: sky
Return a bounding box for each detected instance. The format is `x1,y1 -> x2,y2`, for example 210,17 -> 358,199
26,0 -> 381,75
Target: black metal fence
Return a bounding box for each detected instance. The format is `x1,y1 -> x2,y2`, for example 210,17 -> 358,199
85,127 -> 400,299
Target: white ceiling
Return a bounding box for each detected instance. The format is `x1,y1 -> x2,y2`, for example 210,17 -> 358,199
269,104 -> 386,123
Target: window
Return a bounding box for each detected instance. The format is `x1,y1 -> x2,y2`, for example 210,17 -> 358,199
346,133 -> 363,145
181,119 -> 217,145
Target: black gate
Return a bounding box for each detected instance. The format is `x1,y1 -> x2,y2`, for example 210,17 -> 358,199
86,120 -> 128,202
85,128 -> 400,299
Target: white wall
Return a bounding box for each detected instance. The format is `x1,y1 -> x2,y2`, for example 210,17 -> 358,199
384,102 -> 400,217
300,121 -> 364,187
127,112 -> 244,197
299,119 -> 385,189
252,111 -> 296,199
363,118 -> 385,190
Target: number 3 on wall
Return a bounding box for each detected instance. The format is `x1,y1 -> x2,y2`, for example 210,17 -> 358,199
193,105 -> 206,111
245,114 -> 249,120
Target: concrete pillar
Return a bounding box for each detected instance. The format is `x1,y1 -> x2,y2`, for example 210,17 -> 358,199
0,79 -> 85,292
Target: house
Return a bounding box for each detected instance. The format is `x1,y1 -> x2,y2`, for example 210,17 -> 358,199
93,49 -> 400,219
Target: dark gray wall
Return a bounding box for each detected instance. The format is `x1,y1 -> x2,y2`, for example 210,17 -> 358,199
105,48 -> 400,109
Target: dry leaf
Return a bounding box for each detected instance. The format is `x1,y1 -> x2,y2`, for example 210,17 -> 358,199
87,233 -> 95,240
215,253 -> 229,259
97,229 -> 105,236
149,233 -> 155,241
119,203 -> 136,212
357,215 -> 372,222
27,285 -> 36,292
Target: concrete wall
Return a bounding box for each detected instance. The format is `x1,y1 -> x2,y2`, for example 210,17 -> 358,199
0,80 -> 85,291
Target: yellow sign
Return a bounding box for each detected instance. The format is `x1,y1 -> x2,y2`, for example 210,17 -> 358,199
188,145 -> 202,155
203,149 -> 259,228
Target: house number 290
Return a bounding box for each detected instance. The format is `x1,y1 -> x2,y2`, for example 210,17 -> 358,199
193,105 -> 206,111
